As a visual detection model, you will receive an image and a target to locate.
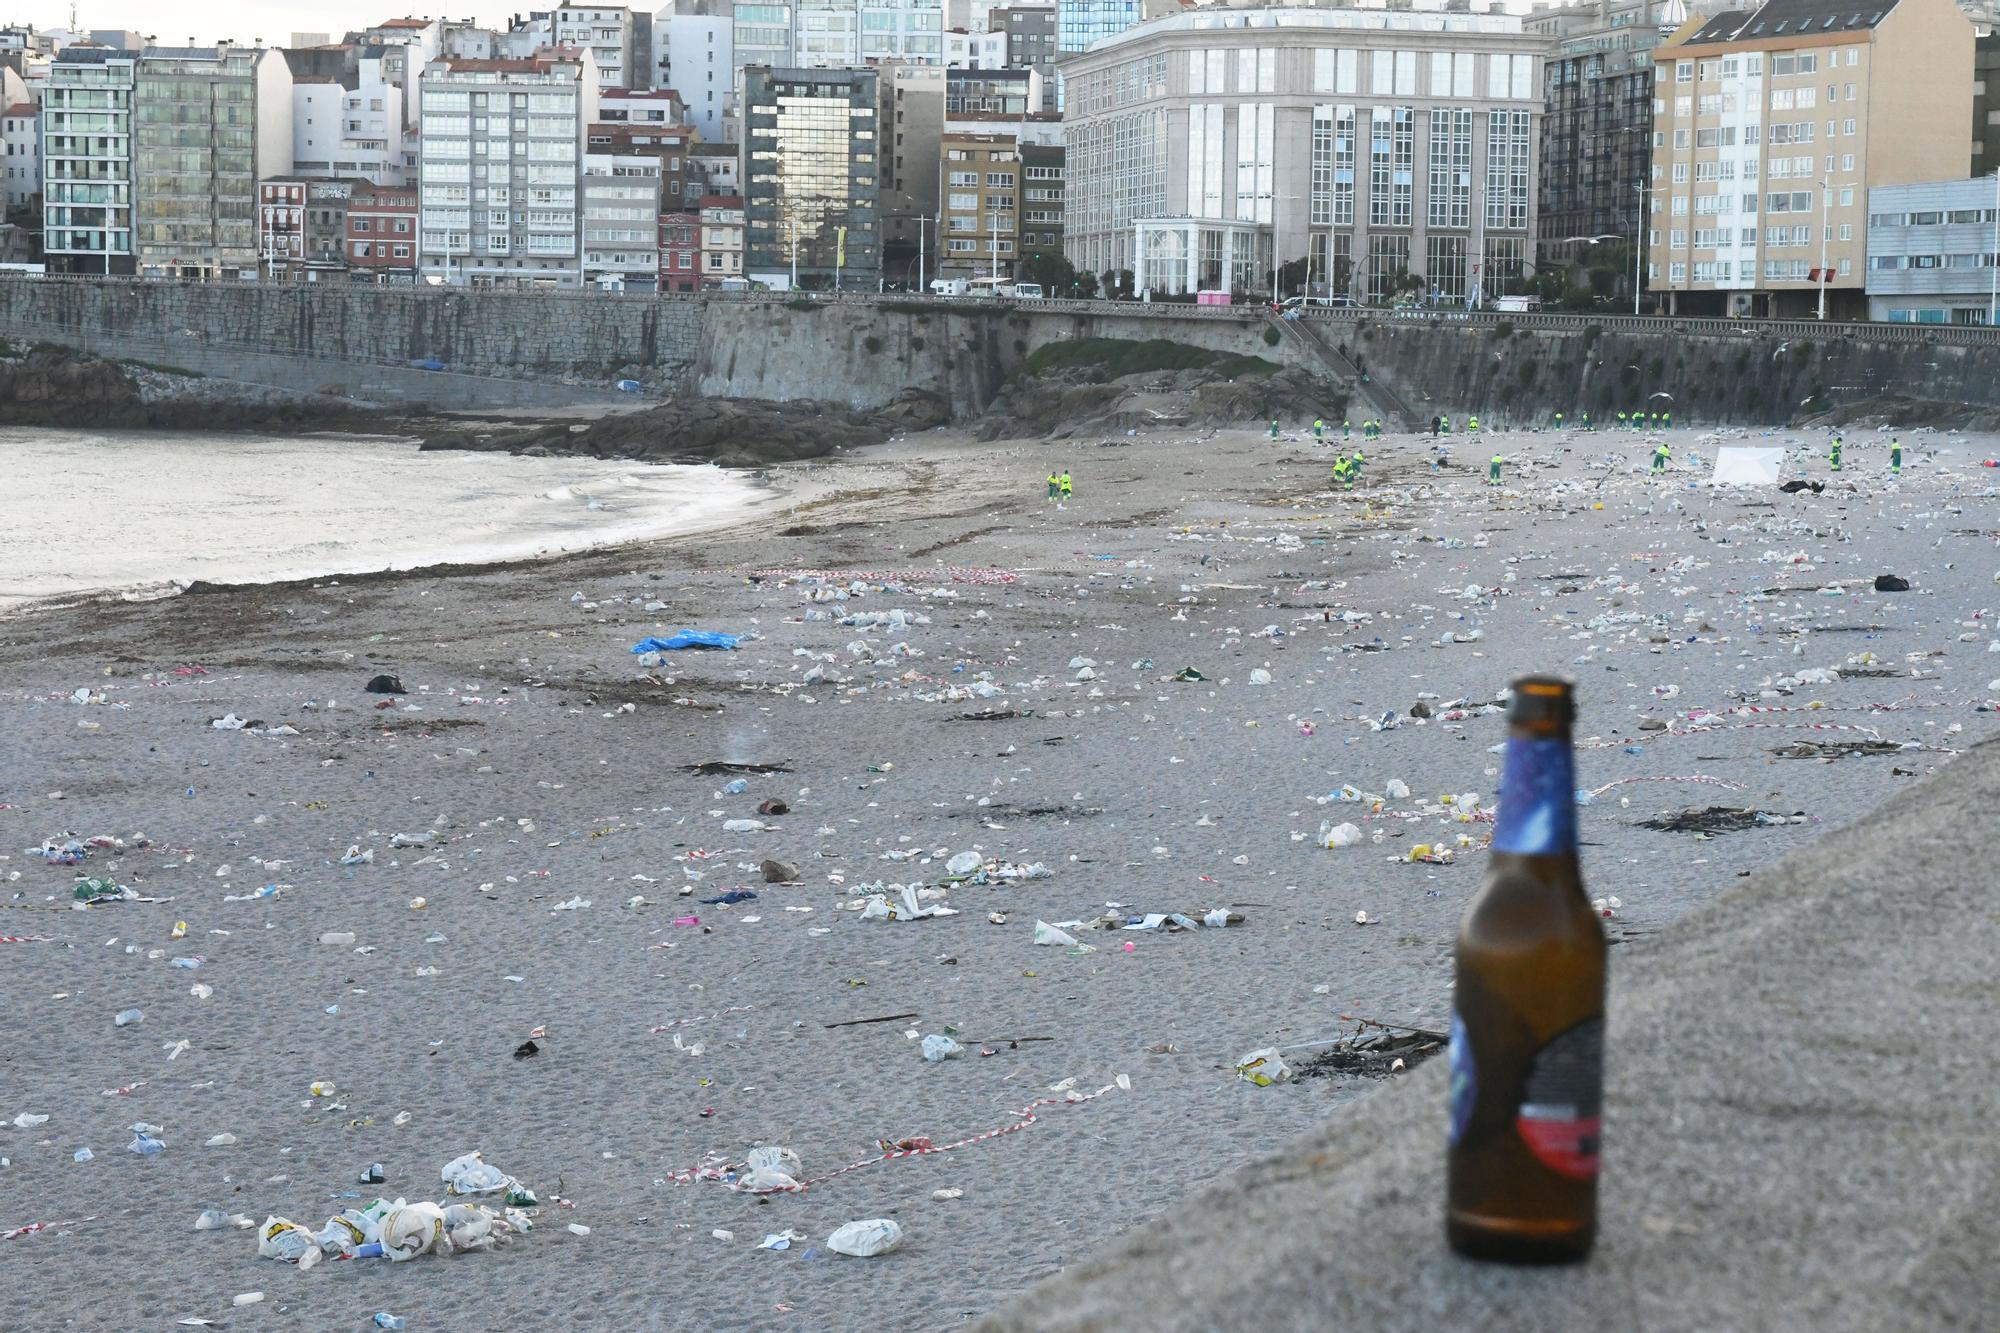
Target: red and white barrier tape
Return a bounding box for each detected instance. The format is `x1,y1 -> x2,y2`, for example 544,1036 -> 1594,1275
4,1216 -> 100,1241
648,1004 -> 756,1035
1587,775 -> 1748,798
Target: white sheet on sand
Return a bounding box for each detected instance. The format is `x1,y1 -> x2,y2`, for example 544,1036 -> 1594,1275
1711,446 -> 1784,486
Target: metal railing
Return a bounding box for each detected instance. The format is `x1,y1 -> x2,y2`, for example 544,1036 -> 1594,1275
1298,303 -> 2000,348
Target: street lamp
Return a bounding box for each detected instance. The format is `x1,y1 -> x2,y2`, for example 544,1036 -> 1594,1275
1634,179 -> 1648,316
1816,175 -> 1832,322
1990,166 -> 1999,327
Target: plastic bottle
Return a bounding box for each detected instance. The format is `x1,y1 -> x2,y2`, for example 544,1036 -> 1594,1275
196,1209 -> 230,1231
721,778 -> 748,795
73,1146 -> 94,1162
113,1009 -> 144,1027
373,1315 -> 406,1330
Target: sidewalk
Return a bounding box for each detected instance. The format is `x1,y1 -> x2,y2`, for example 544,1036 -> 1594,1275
979,741 -> 2000,1332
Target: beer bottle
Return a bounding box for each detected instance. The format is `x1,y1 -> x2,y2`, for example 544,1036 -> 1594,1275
1446,676 -> 1605,1264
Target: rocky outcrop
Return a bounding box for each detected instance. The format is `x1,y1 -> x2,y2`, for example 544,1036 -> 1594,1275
421,387 -> 951,469
976,364 -> 1350,441
0,347 -> 385,432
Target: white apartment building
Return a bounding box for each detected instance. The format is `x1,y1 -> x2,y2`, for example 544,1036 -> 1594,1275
699,193 -> 745,285
945,28 -> 1010,68
40,45 -> 133,273
651,3 -> 733,141
418,52 -> 600,288
582,147 -> 662,289
556,7 -> 641,91
292,55 -> 408,186
3,96 -> 36,211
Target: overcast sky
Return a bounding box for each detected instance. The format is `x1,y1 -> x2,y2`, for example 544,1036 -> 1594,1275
17,4 -> 516,47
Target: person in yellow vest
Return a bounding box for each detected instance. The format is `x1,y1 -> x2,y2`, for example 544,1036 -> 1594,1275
1441,415 -> 1453,436
1617,410 -> 1627,429
1468,415 -> 1481,436
1059,470 -> 1073,499
1651,440 -> 1671,475
1554,411 -> 1565,431
1829,437 -> 1843,472
1351,445 -> 1367,477
1890,438 -> 1902,475
1487,453 -> 1503,486
1269,418 -> 1280,440
1332,455 -> 1351,489
1046,470 -> 1059,501
1342,419 -> 1352,442
1314,417 -> 1325,441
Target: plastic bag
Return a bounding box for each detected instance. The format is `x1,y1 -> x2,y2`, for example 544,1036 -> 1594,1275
1235,1047 -> 1292,1087
920,1034 -> 964,1062
379,1201 -> 447,1261
440,1152 -> 510,1195
735,1145 -> 803,1193
826,1218 -> 903,1257
1033,920 -> 1079,947
630,630 -> 739,653
257,1216 -> 320,1264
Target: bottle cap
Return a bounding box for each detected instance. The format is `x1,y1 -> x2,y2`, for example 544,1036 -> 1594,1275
1507,676 -> 1575,726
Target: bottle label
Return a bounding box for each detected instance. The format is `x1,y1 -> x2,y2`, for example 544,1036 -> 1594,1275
1490,737 -> 1577,855
1515,1017 -> 1603,1180
1446,1010 -> 1476,1146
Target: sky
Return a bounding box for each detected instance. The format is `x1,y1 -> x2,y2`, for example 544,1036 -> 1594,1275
11,3 -> 516,47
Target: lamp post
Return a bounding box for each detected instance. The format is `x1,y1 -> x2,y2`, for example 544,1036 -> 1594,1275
1634,179 -> 1647,316
1988,166 -> 1998,327
1816,175 -> 1832,322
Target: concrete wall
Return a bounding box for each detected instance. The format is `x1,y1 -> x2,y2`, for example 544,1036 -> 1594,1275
1325,312 -> 2000,425
6,276 -> 1999,423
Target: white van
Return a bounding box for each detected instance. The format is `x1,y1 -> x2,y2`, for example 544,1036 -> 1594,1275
929,277 -> 969,297
1010,282 -> 1045,300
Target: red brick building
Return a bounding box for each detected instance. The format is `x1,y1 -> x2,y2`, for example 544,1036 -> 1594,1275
347,182 -> 418,283
659,208 -> 700,293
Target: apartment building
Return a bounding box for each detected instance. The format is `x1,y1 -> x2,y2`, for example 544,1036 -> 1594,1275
938,130 -> 1019,277
582,145 -> 662,290
994,6 -> 1058,110
1533,0 -> 1686,272
3,96 -> 36,211
1020,139 -> 1064,268
699,192 -> 745,284
650,0 -> 733,142
556,7 -> 643,92
347,180 -> 419,280
660,204 -> 700,289
417,52 -> 599,288
288,50 -> 408,185
732,4 -> 796,73
1059,4 -> 1546,302
1647,0 -> 1974,317
879,62 -> 944,284
133,46 -> 295,280
259,175 -> 354,277
1973,27 -> 2000,176
742,66 -> 881,286
41,45 -> 133,273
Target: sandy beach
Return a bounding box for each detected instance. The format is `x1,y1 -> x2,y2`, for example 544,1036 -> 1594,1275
5,418 -> 1994,1330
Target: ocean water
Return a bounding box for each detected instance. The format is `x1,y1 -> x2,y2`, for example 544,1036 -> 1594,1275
0,428 -> 765,611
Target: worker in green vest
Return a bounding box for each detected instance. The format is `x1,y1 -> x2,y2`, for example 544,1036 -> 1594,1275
1352,444 -> 1367,476
1342,418 -> 1352,442
1059,470 -> 1073,499
1441,415 -> 1453,436
1581,410 -> 1592,431
1651,439 -> 1671,475
1332,455 -> 1351,489
1468,414 -> 1481,436
1314,417 -> 1325,441
1554,411 -> 1565,431
1662,409 -> 1673,429
1617,410 -> 1627,429
1890,438 -> 1902,475
1270,418 -> 1280,440
1046,470 -> 1059,501
1829,436 -> 1843,472
1488,453 -> 1503,486
1649,410 -> 1660,430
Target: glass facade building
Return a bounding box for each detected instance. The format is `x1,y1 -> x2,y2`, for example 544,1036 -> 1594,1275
742,66 -> 880,285
1058,0 -> 1143,56
43,47 -> 136,275
133,48 -> 285,278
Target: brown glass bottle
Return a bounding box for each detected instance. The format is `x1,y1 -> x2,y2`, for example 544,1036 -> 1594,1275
1446,676 -> 1606,1264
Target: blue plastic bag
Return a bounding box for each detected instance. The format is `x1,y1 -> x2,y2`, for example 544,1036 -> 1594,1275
632,631 -> 740,653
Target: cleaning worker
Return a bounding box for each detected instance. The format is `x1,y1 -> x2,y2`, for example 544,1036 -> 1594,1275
1662,409 -> 1673,430
1332,454 -> 1352,489
1581,410 -> 1592,431
1059,469 -> 1073,499
1651,439 -> 1671,476
1468,414 -> 1481,437
1829,436 -> 1843,472
1314,417 -> 1325,441
1441,414 -> 1453,436
1554,411 -> 1565,431
1488,452 -> 1503,486
1046,470 -> 1059,501
1270,418 -> 1280,441
1351,444 -> 1367,477
1890,437 -> 1902,475
1617,410 -> 1627,430
1342,419 -> 1352,442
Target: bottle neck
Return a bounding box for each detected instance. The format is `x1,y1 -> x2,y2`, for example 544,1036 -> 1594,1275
1491,729 -> 1577,857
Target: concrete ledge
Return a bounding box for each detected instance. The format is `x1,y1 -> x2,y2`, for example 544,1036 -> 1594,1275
979,742 -> 2000,1332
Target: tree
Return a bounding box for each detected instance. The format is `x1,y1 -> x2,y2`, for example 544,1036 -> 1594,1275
1019,247 -> 1079,293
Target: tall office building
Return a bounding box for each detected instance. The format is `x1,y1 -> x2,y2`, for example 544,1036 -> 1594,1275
41,45 -> 134,273
133,45 -> 294,279
1647,0 -> 1974,317
742,65 -> 880,285
417,51 -> 599,287
733,3 -> 796,72
1057,0 -> 1142,54
879,61 -> 944,284
793,0 -> 945,67
1532,0 -> 1687,274
1060,4 -> 1546,303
